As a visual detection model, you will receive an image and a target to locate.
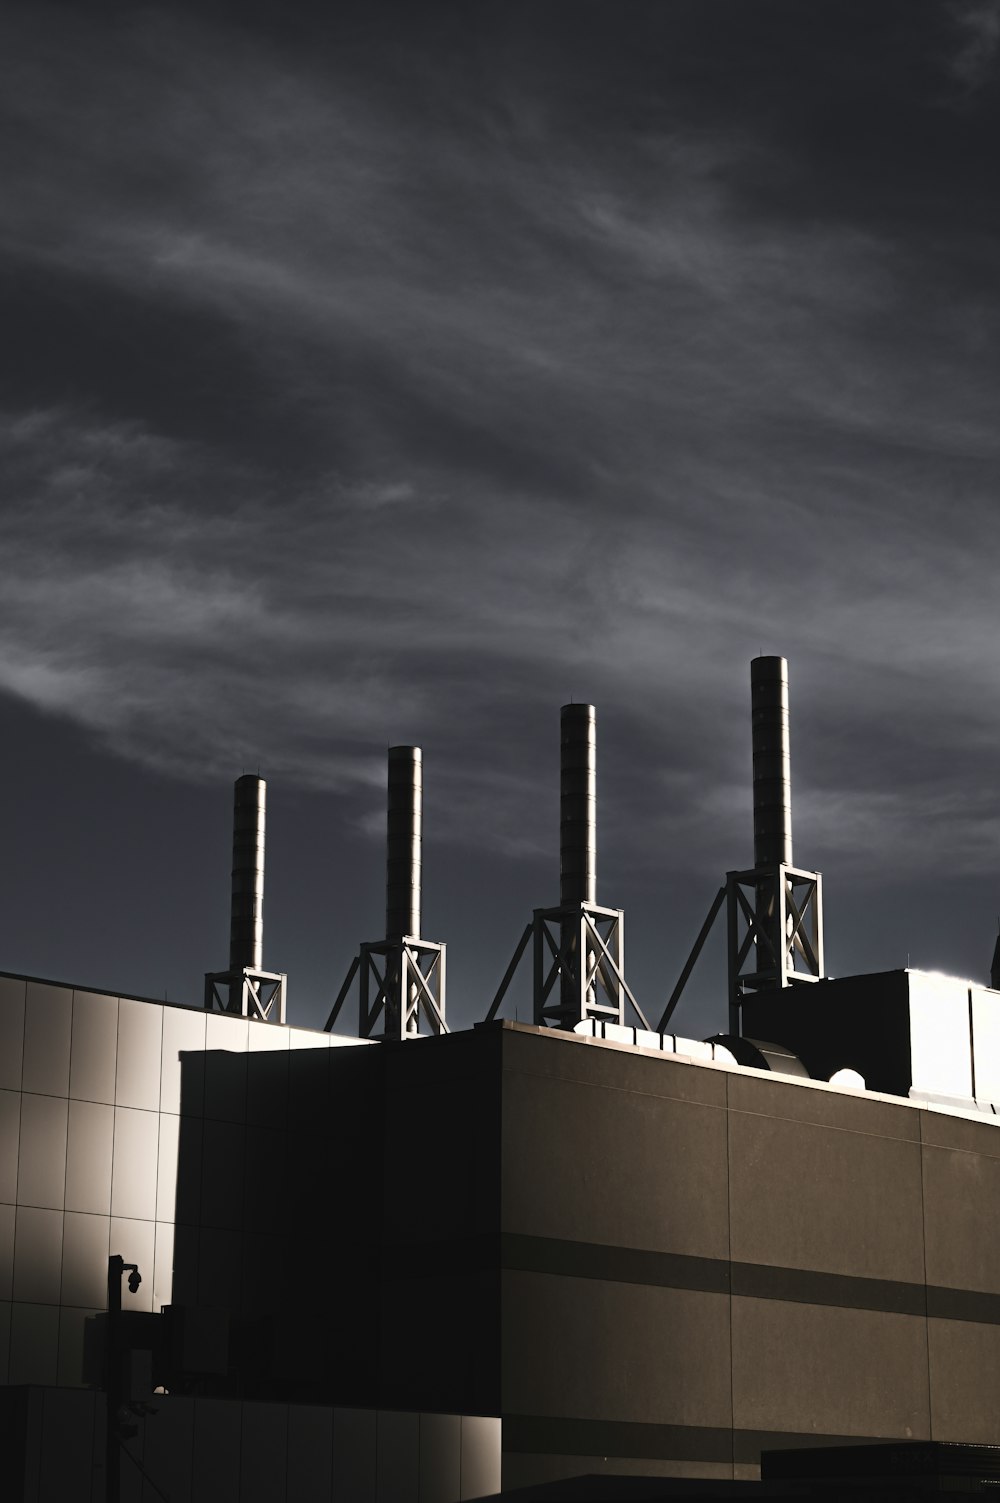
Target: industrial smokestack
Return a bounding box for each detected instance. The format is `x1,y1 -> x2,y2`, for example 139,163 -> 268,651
229,774 -> 266,973
751,656 -> 792,868
560,704 -> 597,906
385,745 -> 422,941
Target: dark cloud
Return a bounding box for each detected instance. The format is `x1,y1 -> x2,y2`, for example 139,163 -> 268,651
1,0 -> 999,1033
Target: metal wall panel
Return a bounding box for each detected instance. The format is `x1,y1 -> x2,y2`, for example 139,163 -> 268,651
204,1014 -> 249,1124
286,1404 -> 333,1503
17,1092 -> 68,1209
141,1394 -> 194,1503
248,1020 -> 289,1053
110,1107 -> 159,1221
908,972 -> 973,1099
731,1296 -> 930,1440
192,1397 -> 241,1503
333,1407 -> 377,1503
69,992 -> 118,1104
0,974 -> 26,1090
242,1126 -> 284,1232
418,1412 -> 460,1503
920,1118 -> 1000,1295
14,1209 -> 63,1302
288,1027 -> 330,1050
200,1118 -> 245,1230
152,1219 -> 174,1312
61,1211 -> 110,1308
0,1201 -> 13,1300
0,1087 -> 19,1202
502,1270 -> 731,1428
116,998 -> 163,1112
0,1297 -> 9,1383
121,1423 -> 143,1503
728,1082 -> 925,1283
376,1409 -> 419,1503
65,1100 -> 114,1215
9,1300 -> 60,1383
246,1031 -> 289,1130
459,1416 -> 501,1501
110,1217 -> 155,1312
501,1065 -> 729,1258
971,987 -> 1000,1103
58,1304 -> 101,1387
155,1110 -> 180,1222
160,1005 -> 207,1116
240,1232 -> 283,1317
173,1115 -> 202,1227
22,982 -> 72,1097
170,1223 -> 198,1306
40,1388 -> 96,1502
197,1225 -> 242,1309
240,1402 -> 288,1503
927,1317 -> 1000,1444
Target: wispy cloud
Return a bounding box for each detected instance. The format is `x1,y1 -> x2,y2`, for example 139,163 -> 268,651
947,0 -> 1000,93
1,1 -> 999,900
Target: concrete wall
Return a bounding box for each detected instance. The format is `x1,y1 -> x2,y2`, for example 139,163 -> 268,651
496,1023 -> 1000,1488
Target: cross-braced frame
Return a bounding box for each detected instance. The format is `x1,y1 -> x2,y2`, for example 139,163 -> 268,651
325,938 -> 447,1041
485,902 -> 650,1032
726,864 -> 823,1033
204,967 -> 287,1024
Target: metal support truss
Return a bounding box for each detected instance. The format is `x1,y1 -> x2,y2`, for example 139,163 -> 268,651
658,885 -> 726,1034
726,864 -> 824,1034
485,902 -> 650,1032
203,967 -> 287,1023
324,938 -> 447,1041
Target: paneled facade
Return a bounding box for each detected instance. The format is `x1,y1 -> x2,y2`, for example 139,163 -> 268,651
0,971 -> 359,1390
5,969 -> 1000,1496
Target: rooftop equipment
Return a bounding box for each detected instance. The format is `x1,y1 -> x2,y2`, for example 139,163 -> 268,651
659,656 -> 824,1036
204,774 -> 287,1022
325,746 -> 447,1040
484,704 -> 651,1031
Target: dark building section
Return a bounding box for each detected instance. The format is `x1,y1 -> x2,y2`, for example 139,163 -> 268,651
165,1019 -> 1000,1489
470,1440 -> 1000,1500
0,1386 -> 500,1502
7,970 -> 1000,1495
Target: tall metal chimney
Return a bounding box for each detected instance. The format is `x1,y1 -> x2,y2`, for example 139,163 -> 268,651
205,773 -> 286,1023
663,655 -> 824,1036
230,774 -> 266,973
385,746 -> 421,941
560,704 -> 597,908
484,701 -> 649,1033
325,744 -> 446,1040
751,656 -> 792,869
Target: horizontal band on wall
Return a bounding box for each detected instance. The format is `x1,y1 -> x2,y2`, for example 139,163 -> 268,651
385,1232 -> 1000,1326
504,1413 -> 907,1464
502,1233 -> 1000,1325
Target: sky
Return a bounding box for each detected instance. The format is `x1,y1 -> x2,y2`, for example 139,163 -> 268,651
2,0 -> 1000,1039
